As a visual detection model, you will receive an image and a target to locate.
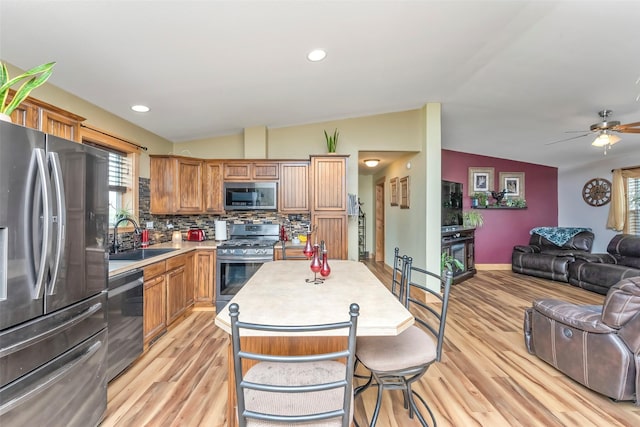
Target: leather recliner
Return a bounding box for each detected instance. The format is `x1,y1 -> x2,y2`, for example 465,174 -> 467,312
512,230 -> 595,282
568,234 -> 640,295
524,277 -> 640,405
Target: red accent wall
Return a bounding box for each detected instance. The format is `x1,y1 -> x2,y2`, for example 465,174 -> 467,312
442,150 -> 558,264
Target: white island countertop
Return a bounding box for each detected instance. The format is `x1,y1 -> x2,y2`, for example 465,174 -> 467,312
214,260 -> 413,337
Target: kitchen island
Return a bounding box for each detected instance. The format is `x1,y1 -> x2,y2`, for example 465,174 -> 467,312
214,260 -> 413,426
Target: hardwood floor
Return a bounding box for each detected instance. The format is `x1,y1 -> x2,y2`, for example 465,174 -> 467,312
102,263 -> 640,426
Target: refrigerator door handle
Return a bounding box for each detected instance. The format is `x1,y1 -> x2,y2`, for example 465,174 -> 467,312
32,149 -> 53,300
47,152 -> 66,295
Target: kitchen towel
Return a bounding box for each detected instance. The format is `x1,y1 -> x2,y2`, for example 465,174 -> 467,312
215,220 -> 228,241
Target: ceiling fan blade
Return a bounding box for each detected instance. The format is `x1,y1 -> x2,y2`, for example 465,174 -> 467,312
614,121 -> 640,133
545,133 -> 591,145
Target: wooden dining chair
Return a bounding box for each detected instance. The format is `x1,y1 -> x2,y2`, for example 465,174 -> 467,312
355,257 -> 454,426
229,302 -> 360,427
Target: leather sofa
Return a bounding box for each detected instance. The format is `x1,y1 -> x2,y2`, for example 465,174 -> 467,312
523,276 -> 640,405
568,234 -> 640,295
512,229 -> 595,282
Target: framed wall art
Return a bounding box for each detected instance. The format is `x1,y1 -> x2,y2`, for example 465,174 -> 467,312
499,172 -> 525,199
390,177 -> 399,206
400,176 -> 410,209
468,167 -> 494,195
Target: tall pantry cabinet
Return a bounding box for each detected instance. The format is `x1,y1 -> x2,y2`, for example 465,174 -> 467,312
310,155 -> 348,260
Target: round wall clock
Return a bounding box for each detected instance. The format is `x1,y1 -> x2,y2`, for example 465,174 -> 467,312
582,178 -> 612,206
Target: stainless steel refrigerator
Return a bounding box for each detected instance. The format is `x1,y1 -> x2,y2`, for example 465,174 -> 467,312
0,121 -> 109,426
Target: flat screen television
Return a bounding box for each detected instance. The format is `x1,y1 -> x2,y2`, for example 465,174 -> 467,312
442,180 -> 463,227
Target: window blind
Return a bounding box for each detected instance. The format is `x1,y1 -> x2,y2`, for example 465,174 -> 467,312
108,150 -> 132,193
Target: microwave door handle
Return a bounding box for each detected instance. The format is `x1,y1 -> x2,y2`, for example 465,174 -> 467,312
47,152 -> 66,295
32,149 -> 53,300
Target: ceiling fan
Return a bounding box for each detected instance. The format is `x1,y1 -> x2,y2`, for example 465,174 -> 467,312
547,110 -> 640,151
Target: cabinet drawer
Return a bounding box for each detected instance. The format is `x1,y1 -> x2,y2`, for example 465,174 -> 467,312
166,253 -> 189,271
144,261 -> 166,280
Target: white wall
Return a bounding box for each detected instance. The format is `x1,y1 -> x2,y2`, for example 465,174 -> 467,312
558,150 -> 635,252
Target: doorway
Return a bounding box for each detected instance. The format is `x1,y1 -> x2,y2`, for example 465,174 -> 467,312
375,177 -> 385,263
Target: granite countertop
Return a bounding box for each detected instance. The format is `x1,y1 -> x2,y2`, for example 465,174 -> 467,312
214,260 -> 413,337
108,240 -> 219,276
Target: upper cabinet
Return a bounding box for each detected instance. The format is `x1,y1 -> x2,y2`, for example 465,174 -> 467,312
310,155 -> 347,211
223,161 -> 279,180
9,96 -> 85,142
150,155 -> 203,214
203,161 -> 224,213
279,162 -> 309,213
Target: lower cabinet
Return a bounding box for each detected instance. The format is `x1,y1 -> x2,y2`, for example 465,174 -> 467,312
441,228 -> 476,284
166,253 -> 194,326
143,261 -> 167,346
313,214 -> 348,260
194,250 -> 216,307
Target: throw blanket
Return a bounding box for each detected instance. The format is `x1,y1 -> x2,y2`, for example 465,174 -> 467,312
530,227 -> 592,247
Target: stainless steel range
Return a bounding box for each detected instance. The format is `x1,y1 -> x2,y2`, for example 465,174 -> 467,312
215,223 -> 279,312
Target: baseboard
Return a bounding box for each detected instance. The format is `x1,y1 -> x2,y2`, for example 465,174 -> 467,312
476,264 -> 512,270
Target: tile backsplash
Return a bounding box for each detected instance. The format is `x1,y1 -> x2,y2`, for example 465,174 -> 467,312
109,178 -> 310,252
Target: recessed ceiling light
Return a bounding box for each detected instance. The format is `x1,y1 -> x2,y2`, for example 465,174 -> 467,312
307,49 -> 326,62
131,104 -> 150,113
364,159 -> 380,167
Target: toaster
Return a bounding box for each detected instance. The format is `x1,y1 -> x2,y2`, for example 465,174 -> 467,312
186,228 -> 205,241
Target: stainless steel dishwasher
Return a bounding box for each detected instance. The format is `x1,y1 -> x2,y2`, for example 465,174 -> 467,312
107,269 -> 144,382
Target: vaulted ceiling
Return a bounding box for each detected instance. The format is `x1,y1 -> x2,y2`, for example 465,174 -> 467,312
2,1 -> 639,169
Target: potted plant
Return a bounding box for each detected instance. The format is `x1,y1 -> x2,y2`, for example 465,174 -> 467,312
441,251 -> 463,274
463,209 -> 484,228
0,61 -> 56,122
472,192 -> 488,207
324,128 -> 339,153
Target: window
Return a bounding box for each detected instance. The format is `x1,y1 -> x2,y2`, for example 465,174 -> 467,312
81,125 -> 139,228
628,177 -> 640,235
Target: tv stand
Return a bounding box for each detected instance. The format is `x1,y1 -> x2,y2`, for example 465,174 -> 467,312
441,227 -> 476,284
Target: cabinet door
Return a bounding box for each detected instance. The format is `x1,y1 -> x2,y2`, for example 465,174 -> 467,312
311,156 -> 347,211
176,158 -> 203,213
223,162 -> 252,180
204,161 -> 224,213
166,266 -> 186,325
41,109 -> 81,142
9,100 -> 39,129
143,274 -> 166,344
194,250 -> 215,305
184,252 -> 195,307
279,162 -> 309,212
252,162 -> 279,179
313,214 -> 348,260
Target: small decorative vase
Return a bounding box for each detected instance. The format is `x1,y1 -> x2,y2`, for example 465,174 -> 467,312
303,232 -> 314,258
310,244 -> 322,273
320,249 -> 331,277
0,113 -> 12,123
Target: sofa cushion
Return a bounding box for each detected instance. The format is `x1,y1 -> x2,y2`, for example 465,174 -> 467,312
568,260 -> 640,296
607,234 -> 640,268
602,277 -> 640,328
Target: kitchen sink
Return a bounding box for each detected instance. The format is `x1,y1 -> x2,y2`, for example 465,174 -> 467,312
109,248 -> 178,261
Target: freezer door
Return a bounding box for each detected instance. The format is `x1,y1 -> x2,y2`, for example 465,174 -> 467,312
0,328 -> 107,427
45,135 -> 109,313
0,122 -> 48,330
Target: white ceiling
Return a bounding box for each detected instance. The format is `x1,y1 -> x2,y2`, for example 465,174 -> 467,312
1,1 -> 639,171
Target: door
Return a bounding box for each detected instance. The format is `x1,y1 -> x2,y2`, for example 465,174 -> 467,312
375,178 -> 385,262
0,122 -> 47,330
45,135 -> 109,313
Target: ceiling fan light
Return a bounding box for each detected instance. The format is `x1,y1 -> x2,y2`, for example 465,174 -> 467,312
364,159 -> 379,167
592,132 -> 620,147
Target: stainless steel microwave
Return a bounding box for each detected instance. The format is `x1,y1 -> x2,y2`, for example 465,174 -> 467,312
223,182 -> 277,210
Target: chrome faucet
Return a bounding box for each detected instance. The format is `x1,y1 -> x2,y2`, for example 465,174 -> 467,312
112,216 -> 142,254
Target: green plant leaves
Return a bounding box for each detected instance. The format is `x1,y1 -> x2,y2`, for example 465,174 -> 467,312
324,128 -> 339,152
0,61 -> 55,115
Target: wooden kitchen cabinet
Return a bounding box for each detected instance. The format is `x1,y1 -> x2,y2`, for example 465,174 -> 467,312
223,161 -> 279,180
203,161 -> 224,213
143,261 -> 167,346
279,162 -> 309,212
150,155 -> 204,214
166,253 -> 194,326
9,95 -> 85,142
194,250 -> 216,307
310,155 -> 349,259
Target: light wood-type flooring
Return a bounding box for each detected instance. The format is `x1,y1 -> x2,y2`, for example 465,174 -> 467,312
102,262 -> 640,426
